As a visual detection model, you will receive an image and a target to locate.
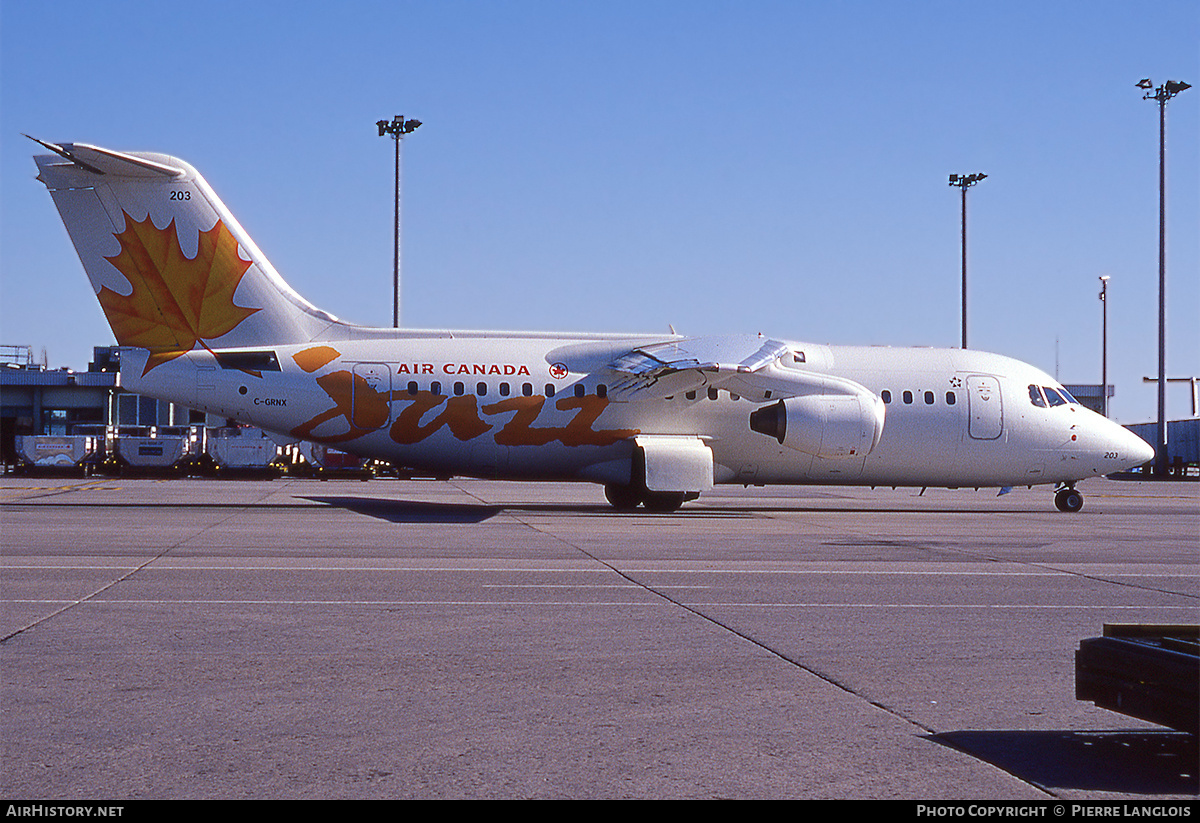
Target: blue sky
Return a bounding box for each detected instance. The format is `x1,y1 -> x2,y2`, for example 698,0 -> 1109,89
2,0 -> 1196,424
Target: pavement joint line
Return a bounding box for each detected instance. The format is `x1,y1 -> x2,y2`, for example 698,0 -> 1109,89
447,482 -> 952,744
0,482 -> 280,644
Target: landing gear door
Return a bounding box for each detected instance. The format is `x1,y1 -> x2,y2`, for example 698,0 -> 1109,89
351,362 -> 392,430
634,435 -> 714,493
967,375 -> 1003,440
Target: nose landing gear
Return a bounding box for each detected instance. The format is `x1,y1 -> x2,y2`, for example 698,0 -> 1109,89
1054,485 -> 1084,513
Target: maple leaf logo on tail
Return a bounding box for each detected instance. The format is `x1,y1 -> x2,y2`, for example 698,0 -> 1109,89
99,211 -> 260,374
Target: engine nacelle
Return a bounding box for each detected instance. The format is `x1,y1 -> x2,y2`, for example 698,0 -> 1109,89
749,393 -> 885,458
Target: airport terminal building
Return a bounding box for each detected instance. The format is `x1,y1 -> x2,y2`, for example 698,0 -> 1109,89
0,345 -> 299,474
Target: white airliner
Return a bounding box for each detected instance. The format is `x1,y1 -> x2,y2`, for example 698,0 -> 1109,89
29,139 -> 1154,512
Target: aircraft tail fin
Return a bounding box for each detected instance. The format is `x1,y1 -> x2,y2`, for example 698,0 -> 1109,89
30,138 -> 337,362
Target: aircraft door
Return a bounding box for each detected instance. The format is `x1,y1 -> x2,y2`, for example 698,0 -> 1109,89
350,362 -> 392,430
966,375 -> 1003,440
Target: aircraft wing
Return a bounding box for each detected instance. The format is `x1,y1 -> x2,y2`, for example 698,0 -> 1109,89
606,333 -> 790,396
604,333 -> 872,402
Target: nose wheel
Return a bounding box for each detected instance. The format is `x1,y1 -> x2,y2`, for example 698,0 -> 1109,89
1054,486 -> 1084,513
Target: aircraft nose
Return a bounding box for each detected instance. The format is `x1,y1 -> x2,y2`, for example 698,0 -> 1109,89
1101,419 -> 1155,470
1124,428 -> 1156,467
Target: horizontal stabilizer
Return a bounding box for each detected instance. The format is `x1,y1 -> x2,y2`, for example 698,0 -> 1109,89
26,136 -> 183,178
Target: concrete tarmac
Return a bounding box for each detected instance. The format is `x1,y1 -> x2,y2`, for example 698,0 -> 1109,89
1,475 -> 1196,799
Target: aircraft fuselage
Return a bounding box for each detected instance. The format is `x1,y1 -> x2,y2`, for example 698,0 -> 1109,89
121,334 -> 1148,492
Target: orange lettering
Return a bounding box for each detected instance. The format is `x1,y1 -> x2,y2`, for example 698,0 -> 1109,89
291,369 -> 388,443
390,391 -> 492,444
481,396 -> 560,446
555,396 -> 639,446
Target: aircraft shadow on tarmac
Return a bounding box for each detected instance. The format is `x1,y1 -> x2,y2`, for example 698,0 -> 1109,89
299,496 -> 764,522
295,495 -> 1057,523
930,730 -> 1199,795
302,496 -> 505,524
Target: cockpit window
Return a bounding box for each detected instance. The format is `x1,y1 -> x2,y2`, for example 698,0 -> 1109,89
1044,387 -> 1069,407
1030,384 -> 1075,408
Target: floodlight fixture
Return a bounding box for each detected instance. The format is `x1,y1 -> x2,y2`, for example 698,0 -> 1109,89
378,115 -> 422,140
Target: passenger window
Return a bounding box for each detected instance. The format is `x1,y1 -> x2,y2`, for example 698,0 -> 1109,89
881,390 -> 891,404
686,390 -> 697,400
407,381 -> 418,396
454,381 -> 465,396
903,390 -> 913,405
708,387 -> 719,401
946,391 -> 956,405
545,384 -> 555,396
597,384 -> 608,398
522,383 -> 533,397
500,382 -> 510,397
574,384 -> 585,398
476,382 -> 487,396
431,381 -> 442,396
1028,385 -> 1046,407
924,391 -> 934,405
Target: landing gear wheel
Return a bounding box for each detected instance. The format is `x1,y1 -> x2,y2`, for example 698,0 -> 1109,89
642,491 -> 687,512
1055,487 -> 1084,513
604,483 -> 642,511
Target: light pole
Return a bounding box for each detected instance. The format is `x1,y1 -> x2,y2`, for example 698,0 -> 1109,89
1099,275 -> 1110,418
948,173 -> 986,349
1136,78 -> 1189,476
377,115 -> 422,328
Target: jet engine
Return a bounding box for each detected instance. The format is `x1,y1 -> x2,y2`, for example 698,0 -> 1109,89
749,393 -> 885,458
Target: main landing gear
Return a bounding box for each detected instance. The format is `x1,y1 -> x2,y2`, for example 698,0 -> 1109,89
604,483 -> 692,512
1054,485 -> 1084,513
